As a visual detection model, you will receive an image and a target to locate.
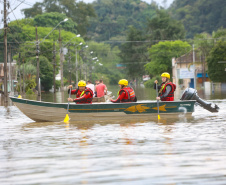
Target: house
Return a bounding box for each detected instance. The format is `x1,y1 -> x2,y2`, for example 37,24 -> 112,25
0,61 -> 17,93
172,49 -> 210,90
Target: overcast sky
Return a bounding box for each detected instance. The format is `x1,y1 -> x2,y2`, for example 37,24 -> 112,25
0,0 -> 174,27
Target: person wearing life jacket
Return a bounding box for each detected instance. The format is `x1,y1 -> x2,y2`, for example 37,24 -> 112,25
67,80 -> 93,104
154,72 -> 176,101
110,79 -> 137,103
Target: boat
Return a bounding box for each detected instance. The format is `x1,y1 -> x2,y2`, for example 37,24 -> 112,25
92,91 -> 113,102
92,96 -> 105,102
9,88 -> 219,122
10,98 -> 196,122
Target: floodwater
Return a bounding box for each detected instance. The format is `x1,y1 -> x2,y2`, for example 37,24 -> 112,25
1,86 -> 226,184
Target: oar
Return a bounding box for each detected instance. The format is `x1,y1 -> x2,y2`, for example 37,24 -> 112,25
64,88 -> 71,123
156,83 -> 160,120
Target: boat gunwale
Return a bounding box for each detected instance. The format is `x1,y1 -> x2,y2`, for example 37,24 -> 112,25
9,96 -> 196,106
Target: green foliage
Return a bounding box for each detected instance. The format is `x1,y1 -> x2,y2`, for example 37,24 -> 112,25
30,56 -> 54,91
25,77 -> 36,93
119,26 -> 148,79
9,18 -> 34,27
4,1 -> 225,90
76,41 -> 125,85
145,40 -> 191,76
63,77 -> 69,86
55,80 -> 61,90
34,12 -> 78,34
146,9 -> 185,41
22,0 -> 96,36
207,40 -> 226,82
194,32 -> 214,58
16,76 -> 36,94
144,75 -> 161,88
170,0 -> 226,38
93,73 -> 110,85
19,64 -> 37,80
14,41 -> 55,91
88,0 -> 157,41
10,21 -> 84,90
7,19 -> 83,44
26,89 -> 34,95
212,28 -> 226,39
22,2 -> 43,18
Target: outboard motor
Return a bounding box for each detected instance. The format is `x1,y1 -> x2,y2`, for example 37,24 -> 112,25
180,88 -> 219,113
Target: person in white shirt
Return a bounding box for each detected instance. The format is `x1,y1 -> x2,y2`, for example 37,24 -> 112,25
86,80 -> 95,97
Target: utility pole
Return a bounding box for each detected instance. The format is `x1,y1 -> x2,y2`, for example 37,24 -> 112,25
18,53 -> 22,95
68,45 -> 72,84
23,58 -> 25,94
3,0 -> 8,104
193,44 -> 196,89
53,41 -> 56,93
35,26 -> 40,96
59,29 -> 64,91
75,47 -> 78,86
8,44 -> 12,94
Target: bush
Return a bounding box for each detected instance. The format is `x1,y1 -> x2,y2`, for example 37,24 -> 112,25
26,88 -> 34,95
25,79 -> 36,92
144,75 -> 162,88
55,80 -> 61,90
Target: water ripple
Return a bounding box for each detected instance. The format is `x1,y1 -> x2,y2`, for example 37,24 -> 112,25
0,101 -> 226,184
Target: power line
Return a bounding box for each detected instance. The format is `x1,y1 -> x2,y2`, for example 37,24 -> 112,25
16,0 -> 33,7
1,36 -> 226,44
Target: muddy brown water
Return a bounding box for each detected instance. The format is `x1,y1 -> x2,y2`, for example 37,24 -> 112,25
1,86 -> 226,184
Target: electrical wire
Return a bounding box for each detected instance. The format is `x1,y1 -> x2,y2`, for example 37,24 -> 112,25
16,0 -> 33,7
1,36 -> 225,44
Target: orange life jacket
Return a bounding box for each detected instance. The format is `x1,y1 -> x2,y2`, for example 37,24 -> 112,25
72,87 -> 93,103
119,86 -> 136,102
160,82 -> 176,101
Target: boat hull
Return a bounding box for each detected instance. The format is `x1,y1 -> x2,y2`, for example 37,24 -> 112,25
10,97 -> 195,122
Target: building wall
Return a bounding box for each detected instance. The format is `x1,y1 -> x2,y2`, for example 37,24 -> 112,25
0,62 -> 17,89
172,50 -> 209,90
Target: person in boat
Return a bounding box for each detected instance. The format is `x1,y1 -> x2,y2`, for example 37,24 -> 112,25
154,72 -> 176,101
110,79 -> 137,103
86,80 -> 95,97
95,79 -> 108,97
67,80 -> 93,104
94,80 -> 99,97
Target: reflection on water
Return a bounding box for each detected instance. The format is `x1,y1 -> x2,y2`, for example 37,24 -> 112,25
1,100 -> 226,184
1,85 -> 226,184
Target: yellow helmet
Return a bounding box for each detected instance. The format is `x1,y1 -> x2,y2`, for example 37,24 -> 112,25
78,80 -> 86,87
161,72 -> 170,79
118,79 -> 128,86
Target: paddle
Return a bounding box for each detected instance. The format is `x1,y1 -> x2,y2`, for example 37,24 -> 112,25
64,88 -> 71,123
156,83 -> 161,120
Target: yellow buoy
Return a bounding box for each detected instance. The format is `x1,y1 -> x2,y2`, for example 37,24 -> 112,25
64,114 -> 69,123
